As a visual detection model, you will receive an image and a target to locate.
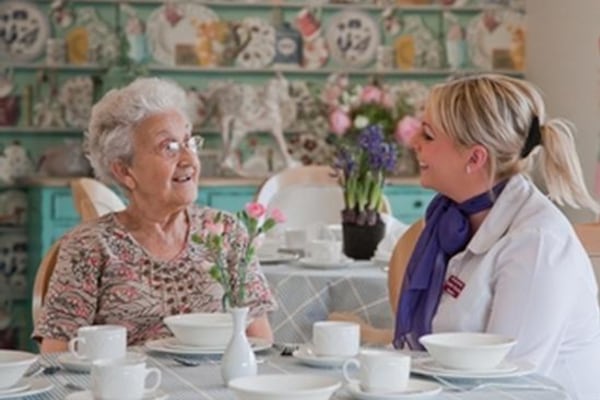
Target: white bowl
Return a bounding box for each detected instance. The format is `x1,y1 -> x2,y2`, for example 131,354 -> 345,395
163,313 -> 233,347
0,350 -> 38,389
419,332 -> 516,370
229,374 -> 341,400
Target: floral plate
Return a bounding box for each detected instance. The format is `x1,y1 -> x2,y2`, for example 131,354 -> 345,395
325,10 -> 380,68
0,1 -> 50,62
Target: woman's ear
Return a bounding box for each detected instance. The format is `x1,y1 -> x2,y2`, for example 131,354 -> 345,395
110,160 -> 136,191
466,144 -> 489,173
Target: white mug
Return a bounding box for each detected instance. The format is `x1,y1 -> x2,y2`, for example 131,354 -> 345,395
68,325 -> 127,361
284,228 -> 308,252
307,239 -> 342,262
92,353 -> 161,400
343,349 -> 411,392
312,321 -> 360,357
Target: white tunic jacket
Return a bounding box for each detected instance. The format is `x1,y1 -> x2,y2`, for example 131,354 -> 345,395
432,174 -> 600,400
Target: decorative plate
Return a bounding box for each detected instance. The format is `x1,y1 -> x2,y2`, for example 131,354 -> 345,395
58,76 -> 94,129
388,80 -> 430,117
466,9 -> 526,70
146,2 -> 219,66
235,17 -> 276,69
325,10 -> 380,68
0,1 -> 50,61
395,15 -> 442,69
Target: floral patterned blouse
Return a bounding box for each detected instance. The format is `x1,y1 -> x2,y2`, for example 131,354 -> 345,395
34,205 -> 277,346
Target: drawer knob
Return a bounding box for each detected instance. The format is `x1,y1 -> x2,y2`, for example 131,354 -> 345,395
413,200 -> 423,208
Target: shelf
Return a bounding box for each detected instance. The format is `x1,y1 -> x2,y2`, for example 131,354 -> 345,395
4,61 -> 524,77
0,127 -> 83,135
53,0 -> 524,12
0,226 -> 26,234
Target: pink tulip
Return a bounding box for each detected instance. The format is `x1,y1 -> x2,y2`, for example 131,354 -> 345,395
245,202 -> 266,219
205,221 -> 224,235
360,85 -> 383,104
395,116 -> 422,144
269,208 -> 286,223
329,109 -> 351,136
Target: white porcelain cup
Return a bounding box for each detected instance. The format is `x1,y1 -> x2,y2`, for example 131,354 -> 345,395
320,224 -> 342,241
284,228 -> 308,252
343,349 -> 411,393
307,239 -> 342,262
68,325 -> 127,361
92,353 -> 161,400
258,238 -> 281,257
312,321 -> 360,357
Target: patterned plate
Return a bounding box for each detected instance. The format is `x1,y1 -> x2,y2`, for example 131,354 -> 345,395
0,1 -> 50,61
325,10 -> 380,68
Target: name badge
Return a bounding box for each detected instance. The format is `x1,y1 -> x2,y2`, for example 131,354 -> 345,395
443,274 -> 465,298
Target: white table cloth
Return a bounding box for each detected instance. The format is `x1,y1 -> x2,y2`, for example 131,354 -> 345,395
262,261 -> 393,344
33,350 -> 570,400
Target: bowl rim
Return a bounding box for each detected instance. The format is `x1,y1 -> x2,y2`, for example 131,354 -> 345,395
0,350 -> 38,366
163,313 -> 233,327
419,332 -> 516,350
228,374 -> 342,395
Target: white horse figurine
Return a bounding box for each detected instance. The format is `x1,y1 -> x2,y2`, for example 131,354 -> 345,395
203,74 -> 300,175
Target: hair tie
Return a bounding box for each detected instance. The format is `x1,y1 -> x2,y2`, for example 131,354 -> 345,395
520,115 -> 542,158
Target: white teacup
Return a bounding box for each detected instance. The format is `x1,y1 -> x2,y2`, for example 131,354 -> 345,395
68,325 -> 127,361
343,349 -> 411,393
92,353 -> 161,400
257,238 -> 282,257
307,239 -> 342,262
312,321 -> 360,357
284,228 -> 308,252
320,224 -> 342,241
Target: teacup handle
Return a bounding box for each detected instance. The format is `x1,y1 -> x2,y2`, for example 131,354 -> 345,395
68,337 -> 86,359
143,368 -> 162,393
342,358 -> 360,385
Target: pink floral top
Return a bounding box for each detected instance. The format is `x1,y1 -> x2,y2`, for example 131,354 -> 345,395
33,205 -> 277,346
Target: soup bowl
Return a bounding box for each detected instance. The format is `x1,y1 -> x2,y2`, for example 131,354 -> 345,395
164,313 -> 234,347
0,350 -> 38,389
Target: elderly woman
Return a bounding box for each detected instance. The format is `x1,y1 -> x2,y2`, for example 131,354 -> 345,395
34,77 -> 276,352
392,74 -> 600,399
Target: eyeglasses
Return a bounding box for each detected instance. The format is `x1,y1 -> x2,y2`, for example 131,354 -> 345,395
158,135 -> 204,159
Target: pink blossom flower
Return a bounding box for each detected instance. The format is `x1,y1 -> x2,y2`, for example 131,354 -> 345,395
329,109 -> 351,136
395,116 -> 422,144
381,92 -> 394,109
360,85 -> 383,104
205,221 -> 224,235
269,208 -> 286,223
245,202 -> 266,219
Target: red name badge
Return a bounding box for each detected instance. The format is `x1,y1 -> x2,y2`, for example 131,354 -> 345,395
443,275 -> 465,298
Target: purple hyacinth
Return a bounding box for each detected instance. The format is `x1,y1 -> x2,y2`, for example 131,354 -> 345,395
358,125 -> 384,151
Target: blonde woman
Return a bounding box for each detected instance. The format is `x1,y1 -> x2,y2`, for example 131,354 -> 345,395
393,74 -> 600,399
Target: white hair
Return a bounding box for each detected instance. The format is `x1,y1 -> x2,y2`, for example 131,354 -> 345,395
85,77 -> 192,188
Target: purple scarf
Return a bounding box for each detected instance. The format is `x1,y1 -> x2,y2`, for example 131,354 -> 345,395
393,181 -> 507,350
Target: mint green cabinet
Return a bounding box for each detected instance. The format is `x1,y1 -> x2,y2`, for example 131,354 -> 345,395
198,186 -> 256,214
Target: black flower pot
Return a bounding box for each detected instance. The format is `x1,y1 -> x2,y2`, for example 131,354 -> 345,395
342,218 -> 386,260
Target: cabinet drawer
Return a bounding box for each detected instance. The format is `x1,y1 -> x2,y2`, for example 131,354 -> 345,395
50,191 -> 79,221
392,192 -> 435,216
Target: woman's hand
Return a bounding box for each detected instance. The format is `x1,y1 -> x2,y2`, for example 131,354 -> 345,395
39,338 -> 68,353
246,314 -> 273,343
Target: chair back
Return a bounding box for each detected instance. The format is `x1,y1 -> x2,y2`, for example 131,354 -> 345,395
32,240 -> 61,328
388,218 -> 424,313
255,166 -> 391,230
71,178 -> 126,222
574,222 -> 600,304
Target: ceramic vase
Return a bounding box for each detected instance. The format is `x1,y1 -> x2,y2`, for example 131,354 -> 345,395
220,306 -> 257,385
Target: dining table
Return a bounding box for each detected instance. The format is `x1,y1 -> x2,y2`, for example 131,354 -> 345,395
261,259 -> 393,344
27,347 -> 570,400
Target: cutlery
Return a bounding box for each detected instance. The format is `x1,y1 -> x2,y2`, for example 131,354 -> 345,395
24,364 -> 61,378
272,343 -> 300,356
432,375 -> 565,393
173,356 -> 266,367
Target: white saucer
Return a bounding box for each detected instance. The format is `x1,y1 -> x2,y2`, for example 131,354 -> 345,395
66,389 -> 168,400
258,253 -> 299,265
347,380 -> 441,399
0,379 -> 53,399
58,351 -> 147,373
162,337 -> 229,351
0,380 -> 30,395
297,257 -> 351,269
412,357 -> 536,379
145,337 -> 272,355
292,345 -> 352,368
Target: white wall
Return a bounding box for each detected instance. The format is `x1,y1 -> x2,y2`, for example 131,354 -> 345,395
526,0 -> 600,222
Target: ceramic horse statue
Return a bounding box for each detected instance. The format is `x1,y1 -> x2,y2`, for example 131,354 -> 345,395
202,74 -> 300,176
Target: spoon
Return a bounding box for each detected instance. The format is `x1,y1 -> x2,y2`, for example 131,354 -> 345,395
173,356 -> 265,367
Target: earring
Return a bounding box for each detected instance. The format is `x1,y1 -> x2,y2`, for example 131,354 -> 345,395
466,165 -> 472,174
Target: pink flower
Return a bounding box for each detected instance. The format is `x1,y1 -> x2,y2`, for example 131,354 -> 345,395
395,116 -> 422,144
329,109 -> 351,136
245,202 -> 266,219
269,208 -> 286,223
205,221 -> 224,235
360,85 -> 383,104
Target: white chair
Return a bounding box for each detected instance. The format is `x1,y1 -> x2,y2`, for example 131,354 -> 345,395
70,177 -> 126,222
255,165 -> 391,230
